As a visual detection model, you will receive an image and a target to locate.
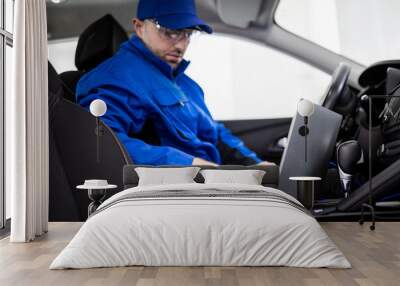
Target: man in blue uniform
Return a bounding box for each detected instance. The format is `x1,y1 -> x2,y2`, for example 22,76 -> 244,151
77,0 -> 274,166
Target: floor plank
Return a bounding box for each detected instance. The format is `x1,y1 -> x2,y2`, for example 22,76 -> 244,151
0,222 -> 399,286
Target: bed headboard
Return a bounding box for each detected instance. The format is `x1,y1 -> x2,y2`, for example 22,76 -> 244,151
123,164 -> 279,189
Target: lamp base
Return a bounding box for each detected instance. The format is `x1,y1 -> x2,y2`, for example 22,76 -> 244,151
298,126 -> 309,136
359,203 -> 376,231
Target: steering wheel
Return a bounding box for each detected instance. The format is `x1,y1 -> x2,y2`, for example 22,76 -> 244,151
322,63 -> 351,111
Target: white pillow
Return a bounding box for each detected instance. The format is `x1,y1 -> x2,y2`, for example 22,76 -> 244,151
200,169 -> 266,185
136,167 -> 200,186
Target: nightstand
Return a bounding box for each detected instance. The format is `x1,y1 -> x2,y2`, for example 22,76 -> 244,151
289,176 -> 321,210
77,180 -> 117,217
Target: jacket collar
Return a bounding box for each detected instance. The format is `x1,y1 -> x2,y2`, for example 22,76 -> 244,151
128,36 -> 190,80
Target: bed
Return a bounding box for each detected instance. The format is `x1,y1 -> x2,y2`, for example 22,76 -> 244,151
50,165 -> 350,269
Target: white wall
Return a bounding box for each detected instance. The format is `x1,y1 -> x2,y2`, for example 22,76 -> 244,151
48,38 -> 78,74
276,0 -> 341,53
335,0 -> 400,65
185,35 -> 235,119
276,0 -> 400,66
185,34 -> 330,120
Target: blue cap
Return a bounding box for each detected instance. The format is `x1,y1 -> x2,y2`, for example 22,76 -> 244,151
137,0 -> 213,34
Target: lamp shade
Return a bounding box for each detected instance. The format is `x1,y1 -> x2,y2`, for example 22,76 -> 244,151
89,99 -> 107,117
297,99 -> 315,117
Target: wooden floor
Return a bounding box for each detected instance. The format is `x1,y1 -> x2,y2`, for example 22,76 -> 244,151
0,222 -> 399,286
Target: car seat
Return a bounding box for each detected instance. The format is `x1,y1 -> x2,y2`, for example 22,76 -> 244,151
49,61 -> 132,221
60,14 -> 129,98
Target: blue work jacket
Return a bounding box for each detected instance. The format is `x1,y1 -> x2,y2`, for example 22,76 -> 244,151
76,36 -> 262,165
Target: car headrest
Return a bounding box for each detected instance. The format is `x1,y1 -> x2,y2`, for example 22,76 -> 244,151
75,14 -> 128,72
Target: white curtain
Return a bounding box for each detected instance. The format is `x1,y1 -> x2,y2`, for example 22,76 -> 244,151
7,0 -> 49,242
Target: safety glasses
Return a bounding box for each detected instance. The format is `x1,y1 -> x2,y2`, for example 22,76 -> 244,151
147,19 -> 199,43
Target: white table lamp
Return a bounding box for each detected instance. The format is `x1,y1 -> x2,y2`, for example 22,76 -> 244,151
297,99 -> 315,162
89,99 -> 107,163
90,99 -> 107,117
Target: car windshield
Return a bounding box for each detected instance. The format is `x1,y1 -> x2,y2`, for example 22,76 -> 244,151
276,0 -> 400,66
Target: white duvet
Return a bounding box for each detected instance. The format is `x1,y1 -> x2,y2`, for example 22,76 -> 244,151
50,183 -> 351,269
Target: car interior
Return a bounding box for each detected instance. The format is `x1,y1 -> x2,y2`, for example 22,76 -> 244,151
46,0 -> 400,222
